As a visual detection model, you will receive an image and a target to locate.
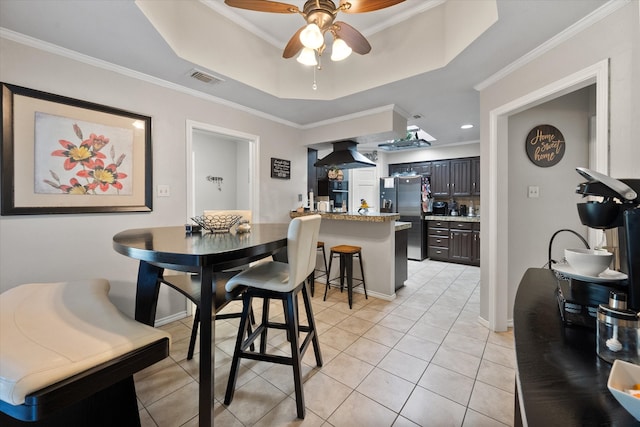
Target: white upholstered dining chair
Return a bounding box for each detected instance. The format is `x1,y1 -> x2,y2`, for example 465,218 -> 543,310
223,214 -> 323,419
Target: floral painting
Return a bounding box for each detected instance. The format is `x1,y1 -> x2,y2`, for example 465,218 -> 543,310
34,112 -> 133,195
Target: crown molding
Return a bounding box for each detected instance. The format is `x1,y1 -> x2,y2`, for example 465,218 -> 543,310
0,27 -> 301,128
474,0 -> 629,91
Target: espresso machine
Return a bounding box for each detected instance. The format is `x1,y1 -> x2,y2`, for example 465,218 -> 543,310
574,167 -> 640,308
556,168 -> 640,329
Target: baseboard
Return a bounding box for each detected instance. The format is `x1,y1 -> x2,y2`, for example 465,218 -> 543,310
154,311 -> 188,327
477,315 -> 514,331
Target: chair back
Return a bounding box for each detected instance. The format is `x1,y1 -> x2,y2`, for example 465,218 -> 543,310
287,215 -> 321,286
203,210 -> 252,223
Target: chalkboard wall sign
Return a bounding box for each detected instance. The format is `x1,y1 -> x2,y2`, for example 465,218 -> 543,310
525,124 -> 565,167
271,157 -> 291,179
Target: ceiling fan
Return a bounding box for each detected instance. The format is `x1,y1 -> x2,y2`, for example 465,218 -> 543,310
224,0 -> 406,63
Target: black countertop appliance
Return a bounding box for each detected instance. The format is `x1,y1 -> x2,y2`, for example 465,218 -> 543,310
432,201 -> 448,216
574,168 -> 640,310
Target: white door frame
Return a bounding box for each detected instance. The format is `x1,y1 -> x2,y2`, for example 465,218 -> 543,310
185,120 -> 260,221
184,120 -> 260,317
486,59 -> 609,331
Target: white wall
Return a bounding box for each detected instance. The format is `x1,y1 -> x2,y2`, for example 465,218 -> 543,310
192,131 -> 242,216
0,38 -> 306,322
479,1 -> 639,328
507,86 -> 593,314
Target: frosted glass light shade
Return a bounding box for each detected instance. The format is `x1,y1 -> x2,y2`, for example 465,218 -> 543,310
331,38 -> 352,61
296,47 -> 318,66
300,23 -> 324,49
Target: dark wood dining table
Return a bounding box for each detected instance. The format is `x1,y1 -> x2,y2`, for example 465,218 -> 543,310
112,224 -> 289,427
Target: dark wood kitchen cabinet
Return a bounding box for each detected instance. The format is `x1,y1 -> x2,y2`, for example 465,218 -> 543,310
426,220 -> 449,261
430,161 -> 450,196
472,223 -> 480,265
388,161 -> 431,177
427,220 -> 479,266
450,159 -> 472,197
449,221 -> 473,263
389,157 -> 479,197
471,157 -> 480,196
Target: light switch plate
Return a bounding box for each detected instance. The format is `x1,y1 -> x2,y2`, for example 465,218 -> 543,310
528,186 -> 539,198
157,185 -> 170,197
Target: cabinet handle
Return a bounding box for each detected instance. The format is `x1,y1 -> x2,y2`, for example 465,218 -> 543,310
450,232 -> 453,239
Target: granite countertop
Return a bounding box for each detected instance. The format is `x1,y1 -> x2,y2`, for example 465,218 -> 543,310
290,211 -> 400,223
395,221 -> 412,231
423,215 -> 480,222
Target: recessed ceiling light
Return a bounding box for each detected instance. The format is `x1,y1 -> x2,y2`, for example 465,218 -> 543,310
461,124 -> 474,129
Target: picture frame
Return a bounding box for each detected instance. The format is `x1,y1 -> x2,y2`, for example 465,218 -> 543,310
270,157 -> 291,180
1,82 -> 152,215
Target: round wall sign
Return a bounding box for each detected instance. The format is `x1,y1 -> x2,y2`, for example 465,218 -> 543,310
525,124 -> 565,167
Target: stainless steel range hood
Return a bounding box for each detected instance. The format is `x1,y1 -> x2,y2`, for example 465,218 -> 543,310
314,141 -> 376,169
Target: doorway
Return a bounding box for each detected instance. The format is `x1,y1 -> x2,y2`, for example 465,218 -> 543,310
185,120 -> 259,220
485,59 -> 609,331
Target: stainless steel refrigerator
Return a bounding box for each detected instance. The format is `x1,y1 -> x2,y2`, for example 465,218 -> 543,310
380,176 -> 431,260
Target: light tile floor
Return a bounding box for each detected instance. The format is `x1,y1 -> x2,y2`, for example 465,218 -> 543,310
135,259 -> 515,427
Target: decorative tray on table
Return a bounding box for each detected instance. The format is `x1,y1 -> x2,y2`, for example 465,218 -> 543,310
191,214 -> 242,233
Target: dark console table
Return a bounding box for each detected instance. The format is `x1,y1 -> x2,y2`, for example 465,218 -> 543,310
514,268 -> 637,426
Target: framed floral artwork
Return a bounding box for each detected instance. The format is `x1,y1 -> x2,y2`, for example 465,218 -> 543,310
1,82 -> 152,215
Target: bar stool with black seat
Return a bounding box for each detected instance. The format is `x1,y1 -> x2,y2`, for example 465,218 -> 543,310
324,244 -> 368,309
223,215 -> 323,419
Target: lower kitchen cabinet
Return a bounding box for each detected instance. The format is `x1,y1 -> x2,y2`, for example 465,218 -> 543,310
450,221 -> 473,263
426,220 -> 449,261
427,220 -> 480,266
472,223 -> 480,265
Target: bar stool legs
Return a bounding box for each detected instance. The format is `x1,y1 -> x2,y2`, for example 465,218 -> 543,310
308,241 -> 329,297
324,245 -> 368,309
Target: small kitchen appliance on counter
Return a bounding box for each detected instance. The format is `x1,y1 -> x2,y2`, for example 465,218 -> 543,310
433,201 -> 448,216
555,168 -> 640,332
596,291 -> 640,364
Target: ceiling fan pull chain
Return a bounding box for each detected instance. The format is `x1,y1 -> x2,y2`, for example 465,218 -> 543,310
312,65 -> 318,90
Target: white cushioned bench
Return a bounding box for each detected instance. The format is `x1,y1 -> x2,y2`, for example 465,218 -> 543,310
0,279 -> 171,426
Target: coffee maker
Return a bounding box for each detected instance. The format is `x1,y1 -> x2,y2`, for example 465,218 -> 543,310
574,167 -> 640,309
555,168 -> 640,328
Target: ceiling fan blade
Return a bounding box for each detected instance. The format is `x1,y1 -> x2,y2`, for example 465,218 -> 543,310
283,26 -> 305,58
224,0 -> 300,14
339,0 -> 405,13
333,21 -> 371,55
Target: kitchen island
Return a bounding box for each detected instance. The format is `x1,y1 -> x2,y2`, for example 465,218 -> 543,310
290,211 -> 407,299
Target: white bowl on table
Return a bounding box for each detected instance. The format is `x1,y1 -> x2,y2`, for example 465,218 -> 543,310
608,359 -> 640,421
564,248 -> 613,277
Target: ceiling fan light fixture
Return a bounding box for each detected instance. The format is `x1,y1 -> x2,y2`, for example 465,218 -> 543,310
296,47 -> 318,66
331,37 -> 352,61
300,23 -> 324,49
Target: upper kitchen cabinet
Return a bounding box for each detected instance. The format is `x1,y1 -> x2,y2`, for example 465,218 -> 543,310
431,160 -> 451,196
413,162 -> 431,176
389,157 -> 479,197
471,157 -> 480,196
388,161 -> 431,177
450,158 -> 472,197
